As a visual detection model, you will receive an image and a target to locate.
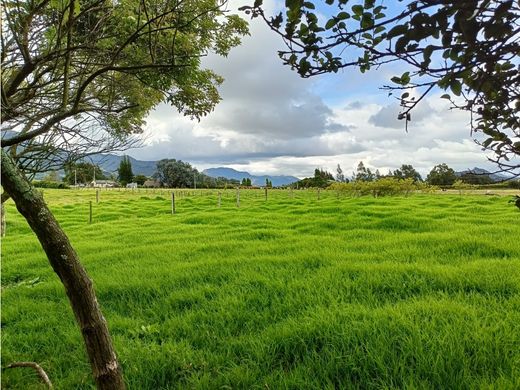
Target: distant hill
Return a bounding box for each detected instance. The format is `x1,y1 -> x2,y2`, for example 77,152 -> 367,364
90,154 -> 157,177
455,167 -> 510,182
90,156 -> 299,186
203,167 -> 299,187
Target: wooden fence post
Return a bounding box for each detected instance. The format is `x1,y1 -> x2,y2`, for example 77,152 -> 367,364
171,192 -> 175,214
318,188 -> 320,200
265,187 -> 268,201
96,189 -> 99,203
89,201 -> 92,224
218,192 -> 221,208
236,188 -> 240,208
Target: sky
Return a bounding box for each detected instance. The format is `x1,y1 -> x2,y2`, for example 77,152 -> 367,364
126,0 -> 496,180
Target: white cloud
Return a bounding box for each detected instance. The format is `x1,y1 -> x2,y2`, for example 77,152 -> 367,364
127,3 -> 499,178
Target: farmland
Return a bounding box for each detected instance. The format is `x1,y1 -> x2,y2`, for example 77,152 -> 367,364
1,188 -> 520,389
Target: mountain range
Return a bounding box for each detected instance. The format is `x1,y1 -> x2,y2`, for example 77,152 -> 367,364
455,167 -> 510,182
37,151 -> 511,185
90,154 -> 157,177
203,167 -> 299,187
89,154 -> 299,186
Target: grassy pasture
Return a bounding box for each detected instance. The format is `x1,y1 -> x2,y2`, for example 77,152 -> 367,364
1,188 -> 519,389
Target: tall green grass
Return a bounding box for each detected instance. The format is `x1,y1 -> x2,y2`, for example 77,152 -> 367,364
2,188 -> 519,389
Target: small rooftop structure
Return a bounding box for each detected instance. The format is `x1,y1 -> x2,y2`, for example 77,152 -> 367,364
91,180 -> 116,188
143,179 -> 161,188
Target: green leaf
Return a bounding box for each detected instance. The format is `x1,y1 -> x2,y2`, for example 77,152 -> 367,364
395,36 -> 408,53
387,24 -> 407,39
401,72 -> 410,84
325,18 -> 338,29
364,0 -> 375,9
450,80 -> 462,96
352,5 -> 363,16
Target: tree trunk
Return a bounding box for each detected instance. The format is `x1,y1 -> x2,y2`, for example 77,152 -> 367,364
1,200 -> 6,237
1,150 -> 125,390
1,191 -> 10,237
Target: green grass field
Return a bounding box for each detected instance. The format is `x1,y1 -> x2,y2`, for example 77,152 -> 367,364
2,188 -> 519,389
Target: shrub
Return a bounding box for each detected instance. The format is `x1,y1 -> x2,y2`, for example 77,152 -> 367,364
329,178 -> 418,197
33,181 -> 70,189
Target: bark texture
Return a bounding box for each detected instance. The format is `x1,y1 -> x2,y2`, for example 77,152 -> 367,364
1,191 -> 9,237
1,150 -> 125,390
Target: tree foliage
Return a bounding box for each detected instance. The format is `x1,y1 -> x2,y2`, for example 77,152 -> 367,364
154,159 -> 238,188
393,164 -> 422,182
354,161 -> 375,182
336,163 -> 345,182
154,159 -> 197,188
460,171 -> 493,185
133,174 -> 148,186
242,1 -> 520,174
330,177 -> 418,197
426,163 -> 457,186
117,156 -> 134,186
293,168 -> 334,188
64,161 -> 106,185
1,0 -> 248,159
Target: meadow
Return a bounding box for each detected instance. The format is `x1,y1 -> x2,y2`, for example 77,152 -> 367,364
1,188 -> 519,389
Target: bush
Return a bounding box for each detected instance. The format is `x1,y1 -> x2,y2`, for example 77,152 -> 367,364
452,180 -> 473,195
330,178 -> 420,197
33,181 -> 70,189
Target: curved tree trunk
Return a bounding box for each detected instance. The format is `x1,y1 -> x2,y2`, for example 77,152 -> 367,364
1,150 -> 125,390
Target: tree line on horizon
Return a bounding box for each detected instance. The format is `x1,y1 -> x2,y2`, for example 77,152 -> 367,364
36,157 -> 241,189
35,157 -> 519,190
292,161 -> 519,189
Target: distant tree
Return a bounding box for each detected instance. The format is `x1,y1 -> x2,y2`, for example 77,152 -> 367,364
134,175 -> 148,186
393,164 -> 423,183
295,168 -> 334,188
314,168 -> 334,181
427,164 -> 457,186
460,172 -> 493,185
118,156 -> 134,186
64,162 -> 106,185
247,178 -> 252,186
336,164 -> 345,182
354,161 -> 375,182
43,171 -> 60,182
241,178 -> 252,186
154,159 -> 196,188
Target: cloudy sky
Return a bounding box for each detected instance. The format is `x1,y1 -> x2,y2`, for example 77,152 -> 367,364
128,0 -> 495,179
